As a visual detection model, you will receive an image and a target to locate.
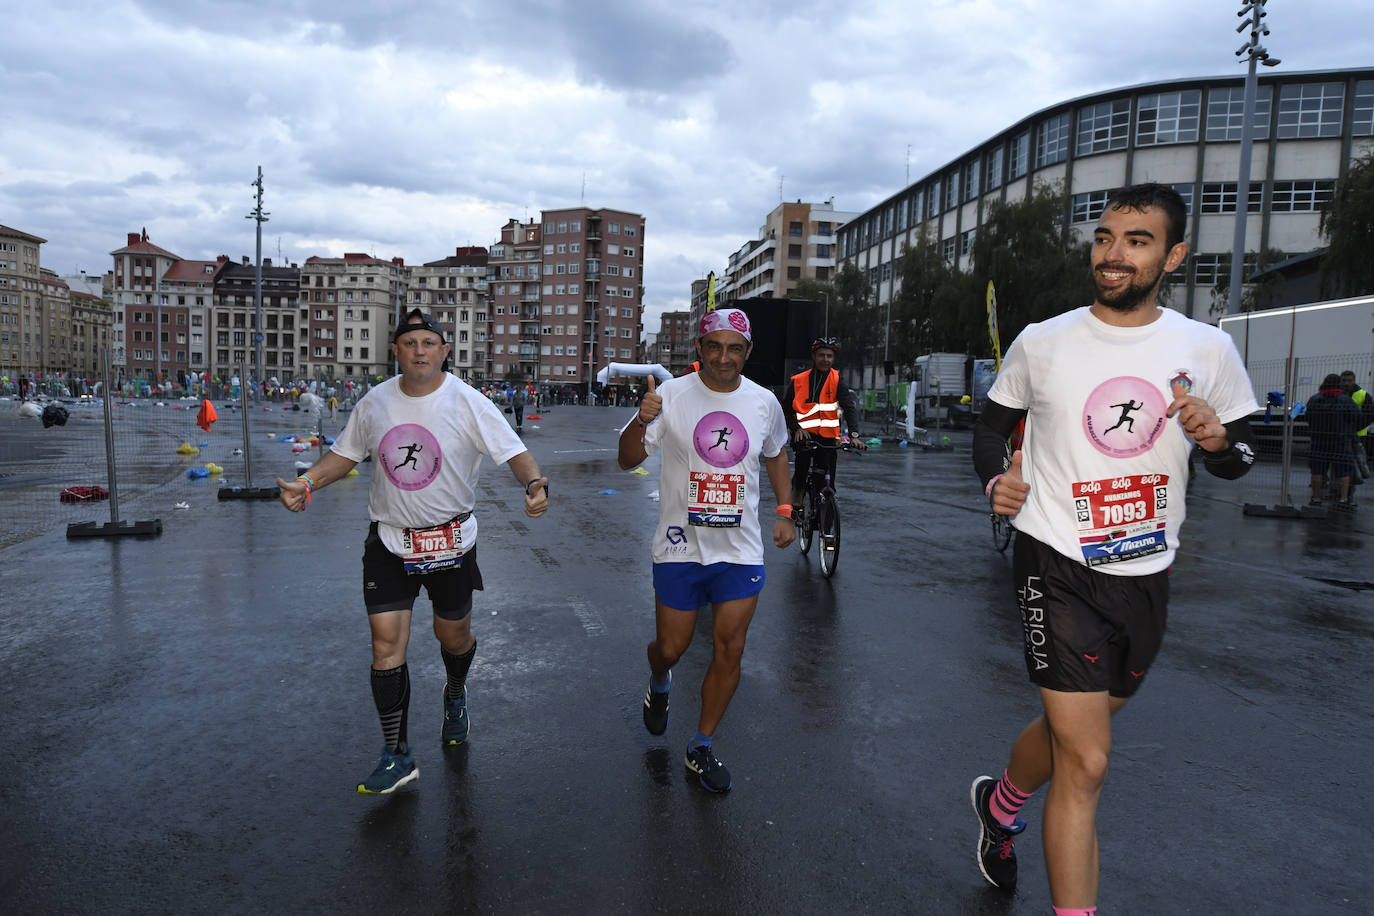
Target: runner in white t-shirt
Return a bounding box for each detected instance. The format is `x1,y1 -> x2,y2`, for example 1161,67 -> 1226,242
278,308 -> 549,796
617,308 -> 794,793
967,185 -> 1258,914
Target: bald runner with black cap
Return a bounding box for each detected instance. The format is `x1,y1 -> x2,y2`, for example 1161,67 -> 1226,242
279,307 -> 550,795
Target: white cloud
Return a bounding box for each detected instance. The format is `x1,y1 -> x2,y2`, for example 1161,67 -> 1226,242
2,0 -> 1367,334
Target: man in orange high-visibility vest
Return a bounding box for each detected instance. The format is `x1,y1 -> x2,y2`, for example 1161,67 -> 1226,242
781,337 -> 866,509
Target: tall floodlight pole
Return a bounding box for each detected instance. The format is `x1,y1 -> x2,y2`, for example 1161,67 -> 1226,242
1227,0 -> 1281,314
246,166 -> 270,398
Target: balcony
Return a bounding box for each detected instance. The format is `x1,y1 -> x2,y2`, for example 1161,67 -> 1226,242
518,334 -> 541,343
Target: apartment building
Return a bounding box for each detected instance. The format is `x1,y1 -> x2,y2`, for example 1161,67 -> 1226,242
212,256 -> 301,381
841,67 -> 1374,321
37,269 -> 73,375
715,200 -> 857,306
657,309 -> 694,375
539,206 -> 645,387
69,290 -> 114,379
487,219 -> 543,383
110,229 -> 182,382
0,225 -> 46,377
299,253 -> 407,381
413,246 -> 488,382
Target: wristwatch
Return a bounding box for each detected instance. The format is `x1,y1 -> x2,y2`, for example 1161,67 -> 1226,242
525,478 -> 546,497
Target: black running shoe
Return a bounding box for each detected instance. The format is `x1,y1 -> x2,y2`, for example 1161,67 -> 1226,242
971,775 -> 1024,890
642,671 -> 669,736
685,744 -> 731,793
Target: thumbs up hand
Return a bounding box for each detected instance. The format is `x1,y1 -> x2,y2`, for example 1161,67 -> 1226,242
990,449 -> 1030,516
638,375 -> 662,425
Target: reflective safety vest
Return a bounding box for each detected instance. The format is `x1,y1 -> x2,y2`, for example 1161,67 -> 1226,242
1355,388 -> 1370,437
792,368 -> 841,438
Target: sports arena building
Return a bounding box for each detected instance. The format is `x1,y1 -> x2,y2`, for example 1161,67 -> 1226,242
838,67 -> 1374,321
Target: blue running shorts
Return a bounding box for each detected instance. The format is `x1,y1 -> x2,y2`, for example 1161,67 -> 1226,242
652,561 -> 766,611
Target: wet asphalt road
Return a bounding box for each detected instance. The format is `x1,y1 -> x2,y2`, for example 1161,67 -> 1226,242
1,404 -> 1369,915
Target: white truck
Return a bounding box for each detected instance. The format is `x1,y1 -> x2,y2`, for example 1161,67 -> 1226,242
1217,294 -> 1374,368
905,352 -> 969,426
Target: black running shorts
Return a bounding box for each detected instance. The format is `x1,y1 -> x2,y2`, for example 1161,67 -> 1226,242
362,522 -> 484,620
1011,531 -> 1168,698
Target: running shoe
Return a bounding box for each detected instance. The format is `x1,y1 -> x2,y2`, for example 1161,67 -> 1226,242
357,747 -> 419,795
442,685 -> 469,745
685,744 -> 732,793
643,672 -> 670,736
970,775 -> 1024,890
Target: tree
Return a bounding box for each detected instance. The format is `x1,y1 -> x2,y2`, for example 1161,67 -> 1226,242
1209,247 -> 1288,316
1319,150 -> 1374,299
827,260 -> 880,383
970,181 -> 1093,347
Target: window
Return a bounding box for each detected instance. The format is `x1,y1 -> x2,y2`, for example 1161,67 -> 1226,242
1200,182 -> 1263,214
962,160 -> 980,201
570,242 -> 580,253
1269,179 -> 1335,213
621,307 -> 633,318
789,221 -> 803,237
984,145 -> 1003,191
1071,190 -> 1112,223
1209,85 -> 1269,141
1277,82 -> 1345,138
1077,99 -> 1131,154
624,266 -> 634,278
788,244 -> 802,259
623,246 -> 635,257
1035,112 -> 1071,167
624,225 -> 635,237
544,244 -> 554,254
944,172 -> 958,211
925,181 -> 941,219
1354,80 -> 1374,136
940,237 -> 957,263
1135,90 -> 1200,145
1008,131 -> 1030,179
608,222 -> 620,234
1172,183 -> 1195,214
621,328 -> 632,338
959,228 -> 976,257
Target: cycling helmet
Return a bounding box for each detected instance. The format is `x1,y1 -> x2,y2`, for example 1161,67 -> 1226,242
811,337 -> 839,353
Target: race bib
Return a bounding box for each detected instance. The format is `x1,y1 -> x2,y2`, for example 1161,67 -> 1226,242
377,514 -> 474,574
687,471 -> 745,528
1071,474 -> 1168,566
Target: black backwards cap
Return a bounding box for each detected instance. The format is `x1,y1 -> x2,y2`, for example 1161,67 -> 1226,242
392,308 -> 447,345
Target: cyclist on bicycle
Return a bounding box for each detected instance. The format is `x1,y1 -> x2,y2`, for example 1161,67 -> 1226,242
781,337 -> 867,511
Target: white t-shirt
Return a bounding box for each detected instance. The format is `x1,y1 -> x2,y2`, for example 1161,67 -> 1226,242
631,372 -> 789,566
989,306 -> 1258,576
332,375 -> 526,545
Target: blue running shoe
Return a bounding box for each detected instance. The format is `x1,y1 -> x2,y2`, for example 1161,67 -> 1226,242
685,744 -> 732,793
442,686 -> 470,746
357,747 -> 418,795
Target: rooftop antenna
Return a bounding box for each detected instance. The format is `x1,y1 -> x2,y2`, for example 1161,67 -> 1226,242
906,144 -> 911,185
779,174 -> 784,202
581,171 -> 586,204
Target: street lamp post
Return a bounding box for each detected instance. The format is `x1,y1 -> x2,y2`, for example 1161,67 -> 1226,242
246,166 -> 269,399
1227,0 -> 1280,315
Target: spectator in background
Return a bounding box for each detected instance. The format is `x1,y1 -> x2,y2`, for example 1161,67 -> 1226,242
1307,373 -> 1360,509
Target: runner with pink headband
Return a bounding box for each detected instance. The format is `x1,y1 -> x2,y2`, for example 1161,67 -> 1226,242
698,308 -> 751,342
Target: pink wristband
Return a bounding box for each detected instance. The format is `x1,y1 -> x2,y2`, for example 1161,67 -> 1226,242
984,474 -> 1003,500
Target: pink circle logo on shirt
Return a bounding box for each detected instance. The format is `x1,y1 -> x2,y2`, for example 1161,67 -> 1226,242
1082,377 -> 1167,458
378,423 -> 442,490
693,411 -> 750,468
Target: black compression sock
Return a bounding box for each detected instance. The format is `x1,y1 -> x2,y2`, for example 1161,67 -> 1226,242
370,663 -> 410,754
441,641 -> 477,702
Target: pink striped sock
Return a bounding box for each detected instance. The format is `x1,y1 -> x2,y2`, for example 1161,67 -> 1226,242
1052,908 -> 1096,916
991,769 -> 1031,828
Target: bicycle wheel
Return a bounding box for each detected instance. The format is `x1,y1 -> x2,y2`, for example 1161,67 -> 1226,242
991,513 -> 1012,553
819,491 -> 841,578
798,488 -> 815,556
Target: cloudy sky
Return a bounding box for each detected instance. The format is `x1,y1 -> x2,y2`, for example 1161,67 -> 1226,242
4,0 -> 1368,333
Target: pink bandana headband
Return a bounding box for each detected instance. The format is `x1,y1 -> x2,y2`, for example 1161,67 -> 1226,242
698,308 -> 751,342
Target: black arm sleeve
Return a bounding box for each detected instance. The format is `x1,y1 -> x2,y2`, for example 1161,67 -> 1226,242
1200,417 -> 1257,480
973,400 -> 1027,489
